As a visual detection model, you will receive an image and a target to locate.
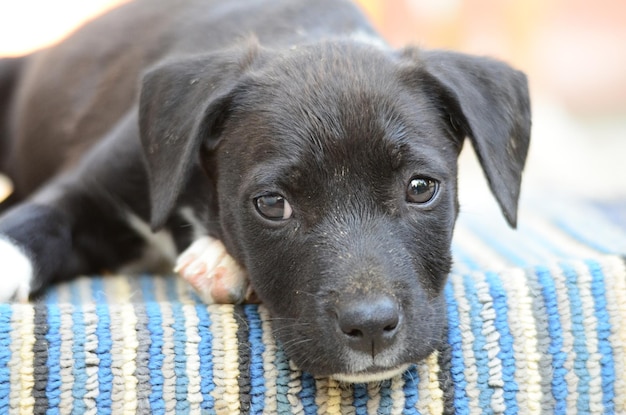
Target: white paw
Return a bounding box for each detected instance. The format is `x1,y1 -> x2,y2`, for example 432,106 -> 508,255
174,236 -> 250,304
0,237 -> 33,302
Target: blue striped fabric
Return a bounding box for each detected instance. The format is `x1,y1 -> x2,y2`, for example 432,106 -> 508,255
0,304 -> 11,411
586,259 -> 616,412
0,195 -> 624,413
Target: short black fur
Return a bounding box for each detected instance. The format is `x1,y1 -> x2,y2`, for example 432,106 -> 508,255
0,0 -> 530,379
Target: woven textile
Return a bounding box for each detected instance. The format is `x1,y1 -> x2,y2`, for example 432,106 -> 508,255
1,197 -> 625,414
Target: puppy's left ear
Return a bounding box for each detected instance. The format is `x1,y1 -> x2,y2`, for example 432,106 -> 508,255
400,49 -> 531,228
139,44 -> 260,230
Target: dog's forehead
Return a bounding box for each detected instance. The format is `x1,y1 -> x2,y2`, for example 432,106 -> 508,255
222,42 -> 460,210
232,47 -> 455,173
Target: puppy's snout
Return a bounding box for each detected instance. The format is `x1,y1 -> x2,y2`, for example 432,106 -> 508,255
335,295 -> 401,356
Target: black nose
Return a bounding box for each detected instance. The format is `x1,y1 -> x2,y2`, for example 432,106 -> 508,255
335,295 -> 401,356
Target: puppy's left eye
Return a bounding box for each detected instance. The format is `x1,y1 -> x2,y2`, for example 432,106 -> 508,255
254,194 -> 293,221
406,177 -> 439,204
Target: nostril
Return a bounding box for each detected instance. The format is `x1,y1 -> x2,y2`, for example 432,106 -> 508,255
384,320 -> 398,332
344,328 -> 363,338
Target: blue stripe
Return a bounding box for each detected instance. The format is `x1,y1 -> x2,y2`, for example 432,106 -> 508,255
0,304 -> 12,413
560,262 -> 591,413
92,279 -> 113,415
70,283 -> 87,415
352,382 -> 368,415
244,305 -> 266,414
166,278 -> 190,414
194,303 -> 215,411
43,291 -> 61,415
585,259 -> 616,413
462,274 -> 494,411
485,272 -> 519,414
402,364 -> 420,414
274,342 -> 293,414
140,276 -> 166,414
535,266 -> 567,414
444,282 -> 469,415
300,372 -> 317,415
377,379 -> 393,415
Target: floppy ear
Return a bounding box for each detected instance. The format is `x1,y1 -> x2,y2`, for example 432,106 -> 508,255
139,46 -> 259,230
401,49 -> 531,227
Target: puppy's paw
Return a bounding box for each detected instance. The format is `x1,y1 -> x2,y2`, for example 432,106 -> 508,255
0,237 -> 33,302
174,236 -> 251,304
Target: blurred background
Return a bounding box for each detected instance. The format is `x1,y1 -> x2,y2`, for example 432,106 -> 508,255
1,0 -> 625,210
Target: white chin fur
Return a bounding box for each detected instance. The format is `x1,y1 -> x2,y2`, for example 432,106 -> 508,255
331,364 -> 410,384
0,237 -> 33,302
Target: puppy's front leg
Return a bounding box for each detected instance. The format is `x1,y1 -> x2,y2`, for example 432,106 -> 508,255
175,236 -> 251,304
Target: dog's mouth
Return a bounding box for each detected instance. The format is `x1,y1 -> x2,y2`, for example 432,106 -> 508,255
330,364 -> 411,383
269,287 -> 448,383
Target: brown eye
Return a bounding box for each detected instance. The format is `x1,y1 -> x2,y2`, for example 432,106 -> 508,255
406,177 -> 438,204
254,194 -> 293,221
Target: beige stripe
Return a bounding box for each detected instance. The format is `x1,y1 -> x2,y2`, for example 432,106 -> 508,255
9,304 -> 35,415
82,304 -> 100,415
601,257 -> 626,412
416,351 -> 444,415
339,377 -> 354,414
259,306 -> 280,414
502,267 -> 542,415
316,377 -> 342,415
572,260 -> 603,413
209,304 -> 240,414
366,381 -> 381,414
448,274 -> 481,414
288,360 -> 305,414
548,263 -> 578,412
121,303 -> 139,415
525,265 -> 558,411
57,286 -> 75,413
76,277 -> 94,304
79,279 -> 100,415
108,277 -> 138,415
389,373 -> 406,414
184,306 -> 203,415
178,282 -> 203,414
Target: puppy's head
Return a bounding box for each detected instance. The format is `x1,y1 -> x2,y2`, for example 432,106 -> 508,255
139,41 -> 530,381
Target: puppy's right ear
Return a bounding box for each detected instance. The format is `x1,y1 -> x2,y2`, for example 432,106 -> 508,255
139,45 -> 259,230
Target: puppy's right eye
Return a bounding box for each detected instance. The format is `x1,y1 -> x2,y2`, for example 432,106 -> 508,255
254,194 -> 293,221
406,177 -> 438,204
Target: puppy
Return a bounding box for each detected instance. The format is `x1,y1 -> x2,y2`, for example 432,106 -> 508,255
0,0 -> 530,381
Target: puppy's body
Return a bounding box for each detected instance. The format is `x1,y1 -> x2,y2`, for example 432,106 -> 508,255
0,0 -> 530,381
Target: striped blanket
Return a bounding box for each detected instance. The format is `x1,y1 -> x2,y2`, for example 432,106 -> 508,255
2,195 -> 625,414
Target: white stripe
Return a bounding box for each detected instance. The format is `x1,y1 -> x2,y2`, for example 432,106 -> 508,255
548,263 -> 578,412
475,272 -> 505,413
503,267 -> 542,414
571,260 -> 603,413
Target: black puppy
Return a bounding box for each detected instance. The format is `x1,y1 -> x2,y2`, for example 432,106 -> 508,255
0,0 -> 530,381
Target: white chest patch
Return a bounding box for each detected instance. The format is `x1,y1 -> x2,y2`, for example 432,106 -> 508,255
120,211 -> 178,274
